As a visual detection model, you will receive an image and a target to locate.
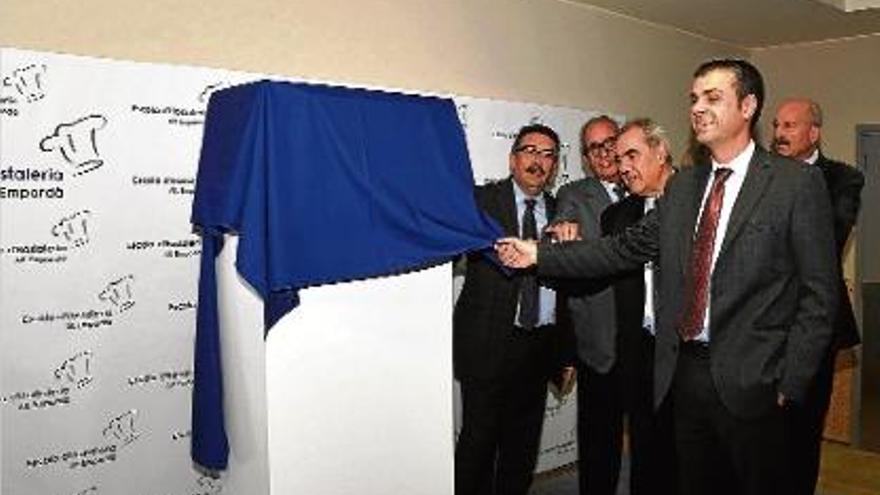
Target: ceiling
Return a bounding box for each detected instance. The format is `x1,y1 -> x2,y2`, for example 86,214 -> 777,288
570,0 -> 880,48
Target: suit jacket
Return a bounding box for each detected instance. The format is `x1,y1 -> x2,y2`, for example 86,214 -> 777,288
454,178 -> 572,381
554,177 -> 618,373
815,153 -> 864,349
538,147 -> 839,419
601,195 -> 648,343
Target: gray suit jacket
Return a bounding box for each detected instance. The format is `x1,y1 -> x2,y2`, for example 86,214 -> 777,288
539,147 -> 838,419
554,177 -> 618,373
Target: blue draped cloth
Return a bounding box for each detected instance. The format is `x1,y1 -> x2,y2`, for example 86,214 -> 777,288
190,80 -> 502,470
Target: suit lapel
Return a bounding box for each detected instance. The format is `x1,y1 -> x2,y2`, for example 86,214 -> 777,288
589,179 -> 612,212
498,178 -> 519,236
718,148 -> 773,258
679,164 -> 712,272
544,191 -> 556,225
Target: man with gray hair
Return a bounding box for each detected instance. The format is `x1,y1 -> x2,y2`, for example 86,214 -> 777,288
599,118 -> 678,494
553,115 -> 628,495
499,59 -> 839,495
772,97 -> 864,495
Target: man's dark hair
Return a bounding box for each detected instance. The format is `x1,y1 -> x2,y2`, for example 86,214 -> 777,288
510,124 -> 560,154
694,58 -> 765,134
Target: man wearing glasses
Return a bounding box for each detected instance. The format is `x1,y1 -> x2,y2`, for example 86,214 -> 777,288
553,115 -> 629,495
497,59 -> 838,495
454,124 -> 573,495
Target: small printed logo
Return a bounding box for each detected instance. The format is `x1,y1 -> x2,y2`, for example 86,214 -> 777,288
98,275 -> 135,313
557,142 -> 572,186
71,485 -> 98,495
54,351 -> 94,389
197,473 -> 223,494
102,410 -> 140,447
528,114 -> 545,125
52,210 -> 92,248
2,63 -> 47,102
40,115 -> 108,177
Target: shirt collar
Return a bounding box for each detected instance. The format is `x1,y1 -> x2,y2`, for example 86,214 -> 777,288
804,148 -> 820,165
711,139 -> 755,176
512,179 -> 542,205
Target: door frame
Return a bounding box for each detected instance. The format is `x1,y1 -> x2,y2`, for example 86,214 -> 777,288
855,124 -> 880,450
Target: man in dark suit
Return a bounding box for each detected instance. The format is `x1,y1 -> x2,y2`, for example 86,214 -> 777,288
601,118 -> 678,495
554,115 -> 628,495
499,59 -> 839,495
454,123 -> 573,495
772,97 -> 865,495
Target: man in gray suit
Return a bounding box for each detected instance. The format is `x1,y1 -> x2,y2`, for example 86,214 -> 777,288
499,59 -> 838,495
553,115 -> 629,495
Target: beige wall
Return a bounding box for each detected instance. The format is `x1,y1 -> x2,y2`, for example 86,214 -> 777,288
752,35 -> 880,289
752,34 -> 880,164
2,0 -> 742,158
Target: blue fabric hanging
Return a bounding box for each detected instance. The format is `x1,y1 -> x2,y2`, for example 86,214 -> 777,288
190,80 -> 502,470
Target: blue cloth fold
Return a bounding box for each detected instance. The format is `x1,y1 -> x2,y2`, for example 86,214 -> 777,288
190,80 -> 502,469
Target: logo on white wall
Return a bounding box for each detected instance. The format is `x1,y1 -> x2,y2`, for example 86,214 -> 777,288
2,63 -> 47,102
103,410 -> 140,447
99,274 -> 135,313
52,210 -> 92,248
40,115 -> 108,177
557,142 -> 573,186
55,351 -> 94,389
197,473 -> 224,494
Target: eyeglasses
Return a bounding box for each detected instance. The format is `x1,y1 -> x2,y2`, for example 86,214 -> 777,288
515,145 -> 558,161
584,137 -> 616,156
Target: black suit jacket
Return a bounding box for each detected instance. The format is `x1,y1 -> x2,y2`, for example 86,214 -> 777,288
600,195 -> 648,341
454,178 -> 572,381
538,147 -> 839,418
815,153 -> 864,349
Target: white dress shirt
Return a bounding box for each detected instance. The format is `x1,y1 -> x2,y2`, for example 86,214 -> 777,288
513,182 -> 555,326
693,140 -> 755,342
643,196 -> 657,335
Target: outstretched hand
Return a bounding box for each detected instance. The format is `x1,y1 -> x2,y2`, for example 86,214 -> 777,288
495,237 -> 538,268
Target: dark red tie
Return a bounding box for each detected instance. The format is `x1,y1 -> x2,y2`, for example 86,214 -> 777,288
679,168 -> 733,340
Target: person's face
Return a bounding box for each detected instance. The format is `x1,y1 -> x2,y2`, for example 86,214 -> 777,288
772,100 -> 819,161
690,69 -> 755,150
616,127 -> 668,197
509,132 -> 558,196
582,120 -> 619,182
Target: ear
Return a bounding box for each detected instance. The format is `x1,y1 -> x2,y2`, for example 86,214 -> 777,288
809,125 -> 820,147
741,94 -> 758,121
509,153 -> 516,173
656,143 -> 669,164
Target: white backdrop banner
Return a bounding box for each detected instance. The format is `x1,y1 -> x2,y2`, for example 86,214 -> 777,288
1,47 -> 622,493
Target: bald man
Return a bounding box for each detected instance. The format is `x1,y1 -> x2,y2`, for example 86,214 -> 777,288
772,97 -> 864,495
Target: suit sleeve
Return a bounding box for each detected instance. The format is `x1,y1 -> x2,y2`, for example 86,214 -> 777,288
779,166 -> 839,404
537,208 -> 659,279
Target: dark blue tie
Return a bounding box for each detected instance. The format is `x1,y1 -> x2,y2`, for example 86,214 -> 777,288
518,198 -> 539,329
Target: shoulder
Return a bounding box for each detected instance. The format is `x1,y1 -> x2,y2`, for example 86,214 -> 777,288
602,194 -> 641,223
476,177 -> 511,196
557,176 -> 601,198
758,148 -> 817,183
819,154 -> 865,186
663,162 -> 702,196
